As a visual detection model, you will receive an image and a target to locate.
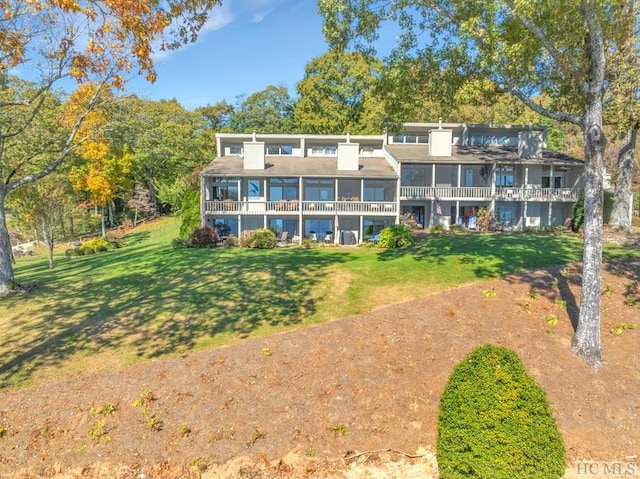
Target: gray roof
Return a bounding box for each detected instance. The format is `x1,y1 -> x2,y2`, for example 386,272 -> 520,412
200,156 -> 397,178
385,145 -> 584,166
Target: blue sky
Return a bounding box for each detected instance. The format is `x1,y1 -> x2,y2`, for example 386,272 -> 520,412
126,0 -> 332,110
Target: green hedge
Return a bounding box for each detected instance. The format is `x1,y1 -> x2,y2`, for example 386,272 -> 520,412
437,344 -> 565,479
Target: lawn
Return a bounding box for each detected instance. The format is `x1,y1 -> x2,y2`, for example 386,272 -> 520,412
1,216 -> 636,389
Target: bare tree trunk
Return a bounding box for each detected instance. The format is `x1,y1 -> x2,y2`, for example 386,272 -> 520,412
610,125 -> 637,229
42,217 -> 54,270
0,187 -> 15,295
147,178 -> 158,215
101,206 -> 106,238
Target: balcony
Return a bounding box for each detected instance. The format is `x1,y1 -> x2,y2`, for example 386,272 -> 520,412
203,200 -> 398,216
400,186 -> 580,202
401,186 -> 492,200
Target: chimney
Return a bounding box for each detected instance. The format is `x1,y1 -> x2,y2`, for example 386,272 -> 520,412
243,134 -> 265,169
429,128 -> 453,157
338,135 -> 359,170
518,130 -> 543,159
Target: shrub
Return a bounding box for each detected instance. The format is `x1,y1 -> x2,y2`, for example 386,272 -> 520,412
171,237 -> 189,249
572,193 -> 584,232
476,207 -> 495,231
239,230 -> 254,248
449,224 -> 466,234
437,344 -> 565,479
246,228 -> 276,249
378,224 -> 414,248
179,189 -> 201,238
188,226 -> 219,248
429,224 -> 445,234
79,238 -> 111,255
224,234 -> 240,248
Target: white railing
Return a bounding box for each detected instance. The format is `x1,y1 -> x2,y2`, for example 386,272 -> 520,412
203,200 -> 398,216
401,186 -> 492,200
401,186 -> 580,202
495,187 -> 578,202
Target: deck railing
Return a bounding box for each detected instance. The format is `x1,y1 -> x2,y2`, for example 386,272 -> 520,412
401,186 -> 579,202
203,200 -> 398,216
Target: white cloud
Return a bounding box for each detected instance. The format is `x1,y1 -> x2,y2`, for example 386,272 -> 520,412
200,7 -> 235,34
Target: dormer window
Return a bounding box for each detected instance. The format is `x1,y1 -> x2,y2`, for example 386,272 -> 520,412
471,135 -> 518,147
229,145 -> 243,156
310,145 -> 337,155
395,134 -> 429,144
266,145 -> 293,155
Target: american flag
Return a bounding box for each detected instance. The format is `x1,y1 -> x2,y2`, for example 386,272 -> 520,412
436,202 -> 442,215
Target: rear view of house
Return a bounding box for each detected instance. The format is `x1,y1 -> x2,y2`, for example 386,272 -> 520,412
200,122 -> 584,243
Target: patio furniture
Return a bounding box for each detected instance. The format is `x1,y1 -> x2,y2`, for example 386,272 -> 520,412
276,231 -> 289,245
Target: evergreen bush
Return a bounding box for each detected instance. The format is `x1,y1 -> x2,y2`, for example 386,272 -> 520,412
179,189 -> 201,238
572,193 -> 584,232
437,344 -> 565,479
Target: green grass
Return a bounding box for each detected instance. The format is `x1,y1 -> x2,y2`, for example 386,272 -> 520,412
1,217 -> 637,388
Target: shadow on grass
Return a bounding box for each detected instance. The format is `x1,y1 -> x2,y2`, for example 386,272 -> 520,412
0,243 -> 350,387
376,232 -> 585,278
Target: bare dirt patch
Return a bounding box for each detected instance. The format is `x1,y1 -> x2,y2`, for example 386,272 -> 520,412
0,258 -> 639,478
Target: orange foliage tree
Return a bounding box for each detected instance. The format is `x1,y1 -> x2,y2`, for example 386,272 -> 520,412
0,0 -> 222,295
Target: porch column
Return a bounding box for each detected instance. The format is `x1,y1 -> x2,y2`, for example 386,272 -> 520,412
490,164 -> 497,213
200,175 -> 205,227
455,200 -> 460,225
298,176 -> 303,244
457,164 -> 461,187
431,164 -> 436,187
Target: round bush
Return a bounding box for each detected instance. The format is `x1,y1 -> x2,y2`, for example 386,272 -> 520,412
247,228 -> 276,249
437,344 -> 565,479
188,226 -> 219,248
378,224 -> 414,248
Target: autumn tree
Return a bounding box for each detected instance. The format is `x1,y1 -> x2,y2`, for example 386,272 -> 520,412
0,0 -> 221,295
319,0 -> 624,369
295,51 -> 385,134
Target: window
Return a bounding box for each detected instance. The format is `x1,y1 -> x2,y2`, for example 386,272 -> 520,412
471,135 -> 518,146
395,134 -> 429,144
212,178 -> 239,200
266,145 -> 293,155
360,146 -> 375,156
337,179 -> 360,200
495,166 -> 515,187
228,145 -> 243,156
401,166 -> 431,186
269,178 -> 298,201
269,219 -> 298,236
304,179 -> 334,201
363,180 -> 396,201
310,145 -> 337,155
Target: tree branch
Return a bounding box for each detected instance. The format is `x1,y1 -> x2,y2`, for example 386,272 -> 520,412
501,73 -> 582,125
6,78 -> 110,193
503,0 -> 587,96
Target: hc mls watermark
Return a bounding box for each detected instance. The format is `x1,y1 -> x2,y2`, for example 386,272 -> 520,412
576,462 -> 637,476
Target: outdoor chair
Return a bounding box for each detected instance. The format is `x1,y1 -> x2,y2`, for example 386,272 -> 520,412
276,231 -> 289,246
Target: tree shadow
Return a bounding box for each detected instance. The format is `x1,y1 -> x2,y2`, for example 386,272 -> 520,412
0,244 -> 351,387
